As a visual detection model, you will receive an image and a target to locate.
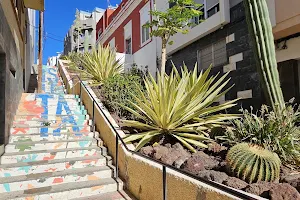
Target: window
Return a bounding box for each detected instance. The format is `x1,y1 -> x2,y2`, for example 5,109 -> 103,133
140,2 -> 151,46
98,28 -> 102,38
141,22 -> 150,44
206,0 -> 220,18
198,38 -> 227,69
125,38 -> 132,54
193,5 -> 205,26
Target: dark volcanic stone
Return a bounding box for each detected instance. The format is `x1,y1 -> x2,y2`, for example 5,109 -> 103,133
245,183 -> 300,200
269,183 -> 300,200
281,173 -> 300,193
153,143 -> 191,167
197,170 -> 229,183
223,177 -> 248,190
140,146 -> 154,157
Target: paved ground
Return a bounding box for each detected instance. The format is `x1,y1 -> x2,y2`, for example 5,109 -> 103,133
0,65 -> 130,199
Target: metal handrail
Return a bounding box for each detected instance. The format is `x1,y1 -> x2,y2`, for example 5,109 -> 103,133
65,73 -> 258,200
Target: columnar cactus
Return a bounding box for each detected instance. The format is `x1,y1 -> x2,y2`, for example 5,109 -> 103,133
244,0 -> 285,110
226,143 -> 281,183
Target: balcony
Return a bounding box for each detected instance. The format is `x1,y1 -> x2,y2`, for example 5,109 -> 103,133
167,0 -> 230,55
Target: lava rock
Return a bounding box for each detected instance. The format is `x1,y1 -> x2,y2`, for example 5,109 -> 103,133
182,151 -> 220,174
183,156 -> 205,174
194,151 -> 219,170
223,177 -> 248,190
153,146 -> 169,161
171,143 -> 191,168
269,183 -> 300,200
153,143 -> 191,167
245,182 -> 300,200
197,170 -> 229,183
281,173 -> 300,192
140,146 -> 154,157
207,142 -> 227,153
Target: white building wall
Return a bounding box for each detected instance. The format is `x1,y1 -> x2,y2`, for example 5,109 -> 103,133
133,41 -> 157,77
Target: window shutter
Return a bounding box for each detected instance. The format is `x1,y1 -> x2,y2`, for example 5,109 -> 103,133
213,39 -> 227,67
199,45 -> 213,69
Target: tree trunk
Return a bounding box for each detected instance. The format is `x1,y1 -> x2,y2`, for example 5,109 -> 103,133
161,42 -> 167,74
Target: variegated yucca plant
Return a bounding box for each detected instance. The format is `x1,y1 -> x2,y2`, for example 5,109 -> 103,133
68,45 -> 124,84
122,64 -> 239,152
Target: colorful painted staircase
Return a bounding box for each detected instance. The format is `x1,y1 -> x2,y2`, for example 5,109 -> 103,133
0,66 -> 130,199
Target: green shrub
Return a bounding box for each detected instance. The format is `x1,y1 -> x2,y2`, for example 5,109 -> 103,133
226,143 -> 281,183
101,69 -> 144,120
219,105 -> 300,165
122,64 -> 239,152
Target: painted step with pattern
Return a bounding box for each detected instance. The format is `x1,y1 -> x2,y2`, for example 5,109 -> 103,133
20,94 -> 79,101
9,132 -> 95,143
21,93 -> 79,98
0,155 -> 108,172
16,109 -> 87,115
17,105 -> 86,111
0,167 -> 112,195
14,114 -> 89,121
1,147 -> 102,164
8,178 -> 118,200
13,120 -> 90,127
0,164 -> 111,185
13,120 -> 91,127
11,125 -> 91,135
5,140 -> 97,153
19,97 -> 80,103
19,98 -> 80,106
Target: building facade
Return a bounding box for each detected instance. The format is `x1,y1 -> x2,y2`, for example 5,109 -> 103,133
64,8 -> 105,55
97,0 -> 300,109
0,0 -> 38,154
96,0 -> 156,76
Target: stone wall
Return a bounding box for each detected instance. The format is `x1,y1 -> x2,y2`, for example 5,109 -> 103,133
167,2 -> 265,111
0,3 -> 25,153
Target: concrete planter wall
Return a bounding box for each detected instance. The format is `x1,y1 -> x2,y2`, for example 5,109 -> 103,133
58,60 -> 263,200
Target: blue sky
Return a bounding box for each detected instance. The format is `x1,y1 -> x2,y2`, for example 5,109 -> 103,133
37,0 -> 121,64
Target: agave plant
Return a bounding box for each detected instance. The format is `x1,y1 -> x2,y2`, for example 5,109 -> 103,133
122,64 -> 239,152
68,45 -> 124,84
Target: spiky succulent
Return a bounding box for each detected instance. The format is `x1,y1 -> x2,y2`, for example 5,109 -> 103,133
226,143 -> 281,183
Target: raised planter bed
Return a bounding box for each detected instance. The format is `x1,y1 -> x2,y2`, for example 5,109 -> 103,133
58,59 -> 296,200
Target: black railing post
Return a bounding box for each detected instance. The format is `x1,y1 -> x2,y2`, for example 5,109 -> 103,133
79,81 -> 82,106
115,136 -> 119,181
92,100 -> 95,133
163,166 -> 167,200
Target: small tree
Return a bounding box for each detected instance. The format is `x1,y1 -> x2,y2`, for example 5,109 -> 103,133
145,0 -> 203,73
73,9 -> 82,52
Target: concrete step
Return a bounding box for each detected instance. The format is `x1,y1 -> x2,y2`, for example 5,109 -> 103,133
5,140 -> 97,153
1,147 -> 102,164
11,125 -> 91,135
13,120 -> 91,127
7,178 -> 118,200
14,114 -> 89,121
17,99 -> 81,106
73,191 -> 128,200
0,167 -> 113,195
9,132 -> 95,143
